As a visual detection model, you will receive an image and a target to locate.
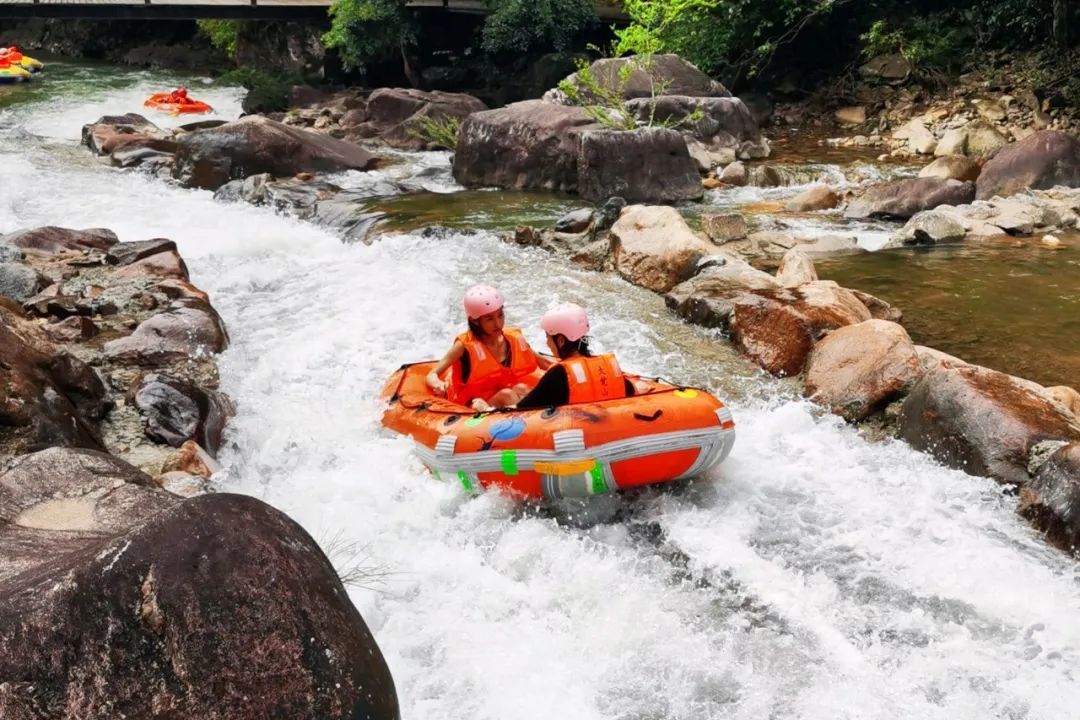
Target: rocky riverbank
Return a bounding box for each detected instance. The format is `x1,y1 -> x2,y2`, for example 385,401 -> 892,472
0,225 -> 400,718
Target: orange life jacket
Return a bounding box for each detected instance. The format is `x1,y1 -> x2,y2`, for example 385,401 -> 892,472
563,354 -> 627,404
449,328 -> 538,404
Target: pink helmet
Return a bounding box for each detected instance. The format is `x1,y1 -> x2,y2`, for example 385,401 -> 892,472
541,302 -> 590,342
463,284 -> 505,319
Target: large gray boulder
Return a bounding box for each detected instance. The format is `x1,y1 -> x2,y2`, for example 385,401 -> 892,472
578,128 -> 703,203
975,130 -> 1080,200
899,365 -> 1080,485
0,448 -> 399,720
453,100 -> 598,193
544,54 -> 729,104
623,95 -> 762,150
172,116 -> 379,190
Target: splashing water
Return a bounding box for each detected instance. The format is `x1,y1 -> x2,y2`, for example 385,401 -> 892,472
2,63 -> 1079,720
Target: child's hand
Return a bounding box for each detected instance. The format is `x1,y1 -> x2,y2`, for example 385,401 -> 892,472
426,372 -> 447,396
470,398 -> 493,412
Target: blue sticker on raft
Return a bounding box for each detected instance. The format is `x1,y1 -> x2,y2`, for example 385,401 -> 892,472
489,417 -> 526,442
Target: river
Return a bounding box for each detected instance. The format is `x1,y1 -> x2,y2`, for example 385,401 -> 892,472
3,61 -> 1079,720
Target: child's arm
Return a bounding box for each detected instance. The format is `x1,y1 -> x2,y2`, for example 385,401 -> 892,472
426,341 -> 465,395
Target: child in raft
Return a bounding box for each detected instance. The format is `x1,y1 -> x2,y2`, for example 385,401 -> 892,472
426,285 -> 553,412
516,303 -> 646,409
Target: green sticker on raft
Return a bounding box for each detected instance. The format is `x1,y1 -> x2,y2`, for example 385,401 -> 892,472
500,450 -> 519,476
457,471 -> 474,492
465,414 -> 486,428
589,463 -> 607,495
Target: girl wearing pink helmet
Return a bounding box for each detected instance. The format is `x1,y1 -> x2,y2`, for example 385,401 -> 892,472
427,285 -> 551,411
516,303 -> 640,409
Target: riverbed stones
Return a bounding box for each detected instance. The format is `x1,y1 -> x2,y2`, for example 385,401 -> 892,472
919,155 -> 981,182
893,118 -> 937,155
975,130 -> 1080,201
172,116 -> 379,190
898,365 -> 1080,485
720,161 -> 748,186
663,258 -> 778,327
1019,442 -> 1080,554
131,373 -> 233,453
578,128 -> 703,203
775,248 -> 817,287
804,319 -> 923,421
844,177 -> 976,220
348,87 -> 486,150
0,448 -> 400,720
891,209 -> 967,246
609,205 -> 716,292
555,208 -> 594,233
964,120 -> 1009,159
859,53 -> 911,84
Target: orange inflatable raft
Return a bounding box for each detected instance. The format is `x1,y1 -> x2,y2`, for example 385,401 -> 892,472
143,92 -> 213,115
380,361 -> 736,500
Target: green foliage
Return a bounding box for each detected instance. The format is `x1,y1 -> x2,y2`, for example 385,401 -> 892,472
859,17 -> 963,70
481,0 -> 596,54
324,0 -> 414,73
196,20 -> 240,59
407,114 -> 461,150
218,68 -> 302,113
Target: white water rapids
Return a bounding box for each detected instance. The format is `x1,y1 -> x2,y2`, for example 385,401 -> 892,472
2,63 -> 1079,720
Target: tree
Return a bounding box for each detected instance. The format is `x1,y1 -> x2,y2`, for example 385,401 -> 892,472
324,0 -> 417,80
481,0 -> 596,54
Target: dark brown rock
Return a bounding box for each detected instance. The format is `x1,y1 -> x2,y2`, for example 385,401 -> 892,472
103,300 -> 229,366
1019,442 -> 1080,554
919,155 -> 981,183
0,307 -> 107,454
81,113 -> 166,155
111,250 -> 190,281
845,178 -> 976,220
356,87 -> 486,150
578,128 -> 703,203
172,116 -> 379,190
0,449 -> 399,720
106,238 -> 178,266
43,316 -> 100,343
1,226 -> 118,253
975,130 -> 1080,200
453,100 -> 598,193
898,365 -> 1080,485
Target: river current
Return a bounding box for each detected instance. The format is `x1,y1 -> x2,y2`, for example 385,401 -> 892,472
2,62 -> 1079,720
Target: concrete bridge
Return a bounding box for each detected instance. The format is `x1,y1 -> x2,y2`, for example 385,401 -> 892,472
0,0 -> 626,20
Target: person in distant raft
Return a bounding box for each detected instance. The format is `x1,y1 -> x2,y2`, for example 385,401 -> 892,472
516,303 -> 644,409
427,285 -> 552,412
168,87 -> 191,104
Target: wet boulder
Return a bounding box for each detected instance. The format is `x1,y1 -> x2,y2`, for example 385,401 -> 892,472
0,448 -> 400,720
172,116 -> 379,190
578,128 -> 703,203
0,306 -> 108,454
609,205 -> 716,292
81,113 -> 168,155
1019,442 -> 1080,554
545,54 -> 729,104
728,282 -> 872,377
898,365 -> 1080,485
804,319 -> 924,421
349,87 -> 486,150
975,130 -> 1080,201
785,185 -> 841,212
454,100 -> 599,193
775,248 -> 817,287
844,178 -> 976,220
0,226 -> 118,253
131,373 -> 234,454
103,299 -> 228,366
890,210 -> 967,246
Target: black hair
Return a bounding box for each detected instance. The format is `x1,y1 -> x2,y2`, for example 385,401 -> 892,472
552,335 -> 592,359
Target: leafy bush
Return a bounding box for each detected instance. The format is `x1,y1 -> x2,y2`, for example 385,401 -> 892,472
481,0 -> 596,54
324,0 -> 413,73
197,20 -> 241,59
219,68 -> 302,113
407,114 -> 461,150
859,17 -> 964,70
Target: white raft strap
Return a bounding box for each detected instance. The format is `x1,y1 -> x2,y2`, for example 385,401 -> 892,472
435,434 -> 458,456
552,430 -> 586,453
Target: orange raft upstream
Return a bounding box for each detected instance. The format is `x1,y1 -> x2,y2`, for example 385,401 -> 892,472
143,93 -> 213,115
380,361 -> 736,500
